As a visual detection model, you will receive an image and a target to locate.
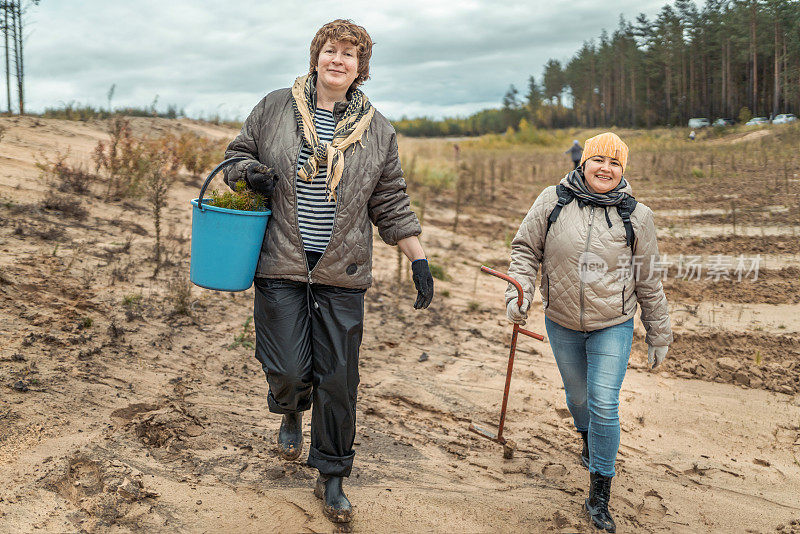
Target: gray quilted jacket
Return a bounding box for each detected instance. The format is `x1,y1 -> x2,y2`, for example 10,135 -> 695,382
223,88 -> 421,289
506,176 -> 672,347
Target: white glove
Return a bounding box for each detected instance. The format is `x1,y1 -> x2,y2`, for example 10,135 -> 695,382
506,298 -> 530,325
648,345 -> 668,369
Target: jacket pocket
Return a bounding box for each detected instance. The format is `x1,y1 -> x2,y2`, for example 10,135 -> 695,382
356,242 -> 369,264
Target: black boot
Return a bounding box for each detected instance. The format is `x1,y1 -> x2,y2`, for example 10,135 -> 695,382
314,475 -> 354,523
585,472 -> 615,532
277,412 -> 303,461
579,431 -> 590,469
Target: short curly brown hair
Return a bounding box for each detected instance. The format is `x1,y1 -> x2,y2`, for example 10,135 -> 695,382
309,19 -> 372,90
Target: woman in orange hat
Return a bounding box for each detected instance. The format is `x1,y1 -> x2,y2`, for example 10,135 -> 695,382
505,132 -> 672,532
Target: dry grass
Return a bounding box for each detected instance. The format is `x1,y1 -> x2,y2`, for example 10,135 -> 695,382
399,123 -> 800,231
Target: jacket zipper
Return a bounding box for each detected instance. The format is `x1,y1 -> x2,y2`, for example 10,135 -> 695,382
315,167 -> 343,280
292,143 -> 309,277
293,141 -> 322,312
311,105 -> 344,281
294,108 -> 344,287
621,284 -> 625,315
544,274 -> 550,310
580,206 -> 596,331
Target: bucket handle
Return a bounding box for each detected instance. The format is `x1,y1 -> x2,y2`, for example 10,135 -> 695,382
197,156 -> 250,211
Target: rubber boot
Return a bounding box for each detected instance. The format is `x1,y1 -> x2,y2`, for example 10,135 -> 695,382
580,431 -> 590,469
585,472 -> 616,532
314,475 -> 354,523
277,412 -> 303,461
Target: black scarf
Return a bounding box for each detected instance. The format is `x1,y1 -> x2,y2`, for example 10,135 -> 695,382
565,167 -> 630,207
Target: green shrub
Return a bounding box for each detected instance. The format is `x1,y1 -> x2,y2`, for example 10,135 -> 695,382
40,101 -> 186,121
710,125 -> 728,138
504,231 -> 514,248
167,276 -> 192,316
207,180 -> 267,211
228,316 -> 255,349
36,149 -> 95,194
738,106 -> 752,125
428,262 -> 451,281
173,132 -> 226,178
122,294 -> 142,306
93,117 -> 151,198
416,166 -> 455,194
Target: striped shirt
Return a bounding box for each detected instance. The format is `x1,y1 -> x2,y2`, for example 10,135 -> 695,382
296,108 -> 337,254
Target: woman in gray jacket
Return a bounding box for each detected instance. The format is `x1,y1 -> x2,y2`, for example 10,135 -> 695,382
223,19 -> 433,525
506,132 -> 671,533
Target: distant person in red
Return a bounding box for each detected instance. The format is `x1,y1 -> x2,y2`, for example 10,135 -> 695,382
222,19 -> 433,526
566,139 -> 583,169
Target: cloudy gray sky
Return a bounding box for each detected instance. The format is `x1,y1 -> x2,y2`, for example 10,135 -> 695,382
21,0 -> 669,121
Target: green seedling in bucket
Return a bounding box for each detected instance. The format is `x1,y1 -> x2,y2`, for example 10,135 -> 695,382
208,180 -> 267,212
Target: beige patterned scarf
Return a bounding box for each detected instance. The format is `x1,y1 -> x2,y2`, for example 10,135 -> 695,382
291,74 -> 374,201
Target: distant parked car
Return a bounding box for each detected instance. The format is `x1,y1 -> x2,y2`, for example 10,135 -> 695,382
713,118 -> 735,127
688,117 -> 711,128
773,113 -> 797,124
745,117 -> 770,126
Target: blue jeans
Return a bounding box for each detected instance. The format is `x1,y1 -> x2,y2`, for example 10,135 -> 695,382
545,317 -> 634,477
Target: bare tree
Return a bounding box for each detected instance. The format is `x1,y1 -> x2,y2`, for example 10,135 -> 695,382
145,146 -> 178,274
3,4 -> 9,112
13,1 -> 21,114
1,1 -> 40,115
750,0 -> 757,115
107,83 -> 115,113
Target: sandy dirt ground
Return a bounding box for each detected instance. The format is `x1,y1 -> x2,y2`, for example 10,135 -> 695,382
1,116 -> 799,533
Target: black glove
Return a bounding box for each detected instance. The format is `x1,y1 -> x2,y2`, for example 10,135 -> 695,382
245,162 -> 279,198
411,259 -> 434,309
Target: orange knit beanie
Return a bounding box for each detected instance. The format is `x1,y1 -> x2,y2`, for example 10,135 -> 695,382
579,132 -> 629,173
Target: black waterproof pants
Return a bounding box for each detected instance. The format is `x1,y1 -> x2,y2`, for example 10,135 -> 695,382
253,277 -> 365,477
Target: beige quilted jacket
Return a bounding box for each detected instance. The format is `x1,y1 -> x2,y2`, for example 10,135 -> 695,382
506,176 -> 672,347
223,88 -> 421,289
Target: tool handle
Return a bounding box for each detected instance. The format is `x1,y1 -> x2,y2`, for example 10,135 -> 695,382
517,326 -> 545,341
197,156 -> 250,210
481,265 -> 545,341
480,265 -> 525,307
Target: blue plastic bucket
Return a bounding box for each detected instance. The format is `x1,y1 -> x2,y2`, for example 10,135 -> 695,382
188,157 -> 271,291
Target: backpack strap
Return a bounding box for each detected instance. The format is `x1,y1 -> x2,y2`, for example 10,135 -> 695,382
546,184 -> 575,235
615,196 -> 638,252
